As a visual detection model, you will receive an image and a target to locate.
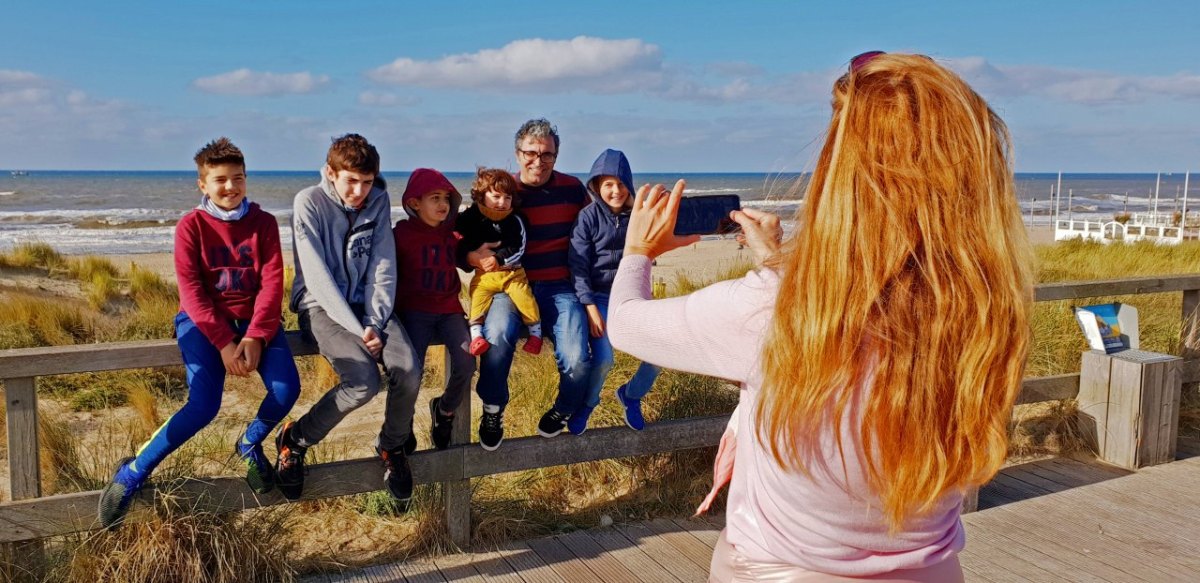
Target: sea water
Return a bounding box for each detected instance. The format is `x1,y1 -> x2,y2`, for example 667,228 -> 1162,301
0,171 -> 1192,255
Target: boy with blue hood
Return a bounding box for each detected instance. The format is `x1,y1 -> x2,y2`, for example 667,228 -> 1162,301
566,149 -> 662,434
275,134 -> 423,507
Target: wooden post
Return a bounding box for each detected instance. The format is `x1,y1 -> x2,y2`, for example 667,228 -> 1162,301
4,377 -> 43,581
1181,289 -> 1200,359
1077,350 -> 1181,469
441,348 -> 472,548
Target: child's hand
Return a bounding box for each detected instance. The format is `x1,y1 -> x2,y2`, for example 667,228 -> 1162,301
479,256 -> 499,272
362,326 -> 384,359
220,341 -> 251,377
585,304 -> 605,338
236,337 -> 263,372
467,241 -> 500,272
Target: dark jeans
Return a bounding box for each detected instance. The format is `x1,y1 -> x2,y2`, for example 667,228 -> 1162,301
399,309 -> 475,413
475,279 -> 591,414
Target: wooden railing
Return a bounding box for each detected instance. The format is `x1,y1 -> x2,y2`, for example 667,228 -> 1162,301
2,274 -> 1199,547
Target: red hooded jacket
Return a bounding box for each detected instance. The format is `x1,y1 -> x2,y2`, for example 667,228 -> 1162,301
393,168 -> 465,314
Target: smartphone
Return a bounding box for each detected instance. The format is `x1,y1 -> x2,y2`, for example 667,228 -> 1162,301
673,194 -> 742,236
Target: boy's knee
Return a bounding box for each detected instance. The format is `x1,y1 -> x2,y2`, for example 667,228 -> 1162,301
182,397 -> 222,427
560,354 -> 591,383
387,366 -> 423,396
339,365 -> 383,401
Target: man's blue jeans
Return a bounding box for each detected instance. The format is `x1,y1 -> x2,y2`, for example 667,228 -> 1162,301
581,293 -> 660,411
475,280 -> 591,415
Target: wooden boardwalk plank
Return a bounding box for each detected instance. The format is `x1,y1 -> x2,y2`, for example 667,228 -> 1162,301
615,522 -> 709,583
671,517 -> 721,548
460,549 -> 525,583
554,530 -> 641,582
432,553 -> 487,583
395,558 -> 449,583
642,518 -> 715,571
588,527 -> 685,583
495,541 -> 565,583
524,536 -> 605,583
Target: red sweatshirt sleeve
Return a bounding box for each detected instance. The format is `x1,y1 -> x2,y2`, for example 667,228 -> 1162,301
175,213 -> 238,349
245,213 -> 284,343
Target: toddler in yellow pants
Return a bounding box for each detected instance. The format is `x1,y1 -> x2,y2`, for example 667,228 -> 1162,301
454,168 -> 542,355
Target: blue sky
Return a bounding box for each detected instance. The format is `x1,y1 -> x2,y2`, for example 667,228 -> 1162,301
2,1 -> 1198,172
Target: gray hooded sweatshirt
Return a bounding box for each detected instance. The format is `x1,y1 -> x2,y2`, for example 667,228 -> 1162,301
290,171 -> 397,337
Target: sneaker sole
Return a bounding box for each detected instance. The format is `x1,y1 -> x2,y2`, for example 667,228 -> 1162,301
537,426 -> 565,438
98,456 -> 137,530
479,437 -> 503,451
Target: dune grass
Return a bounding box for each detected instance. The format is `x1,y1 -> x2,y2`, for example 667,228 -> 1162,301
3,240 -> 1200,580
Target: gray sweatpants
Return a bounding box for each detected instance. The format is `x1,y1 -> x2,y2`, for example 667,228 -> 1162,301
294,305 -> 421,452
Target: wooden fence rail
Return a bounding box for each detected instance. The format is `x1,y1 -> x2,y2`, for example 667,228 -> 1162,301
2,274 -> 1199,545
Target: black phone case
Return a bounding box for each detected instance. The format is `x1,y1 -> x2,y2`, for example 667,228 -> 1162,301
673,194 -> 742,236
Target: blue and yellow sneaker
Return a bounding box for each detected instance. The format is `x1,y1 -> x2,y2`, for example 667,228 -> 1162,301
98,456 -> 145,529
236,440 -> 276,494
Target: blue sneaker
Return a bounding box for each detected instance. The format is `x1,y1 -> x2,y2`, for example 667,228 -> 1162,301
236,441 -> 276,494
567,405 -> 595,435
617,385 -> 645,431
98,456 -> 145,529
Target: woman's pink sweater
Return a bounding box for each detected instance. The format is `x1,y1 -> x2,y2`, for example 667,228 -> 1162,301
608,255 -> 964,577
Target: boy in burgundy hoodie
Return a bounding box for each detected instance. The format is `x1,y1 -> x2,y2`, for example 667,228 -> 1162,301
98,138 -> 300,528
393,168 -> 475,449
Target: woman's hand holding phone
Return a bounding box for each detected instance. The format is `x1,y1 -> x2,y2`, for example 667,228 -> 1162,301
730,208 -> 784,267
625,180 -> 702,260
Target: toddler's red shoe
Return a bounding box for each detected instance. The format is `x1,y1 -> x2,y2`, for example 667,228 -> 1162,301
523,336 -> 543,355
469,337 -> 490,356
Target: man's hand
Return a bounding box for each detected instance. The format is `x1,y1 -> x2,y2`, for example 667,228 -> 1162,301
467,241 -> 501,272
220,341 -> 251,377
362,326 -> 383,359
479,255 -> 499,272
585,304 -> 605,338
236,337 -> 264,372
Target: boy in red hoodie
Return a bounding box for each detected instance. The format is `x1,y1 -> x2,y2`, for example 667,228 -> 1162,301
393,168 -> 475,449
98,137 -> 300,528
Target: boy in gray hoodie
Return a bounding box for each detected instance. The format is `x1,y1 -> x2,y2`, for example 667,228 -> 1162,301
275,134 -> 422,507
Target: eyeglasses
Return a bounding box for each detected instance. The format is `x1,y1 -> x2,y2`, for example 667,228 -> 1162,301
518,149 -> 557,163
849,50 -> 886,73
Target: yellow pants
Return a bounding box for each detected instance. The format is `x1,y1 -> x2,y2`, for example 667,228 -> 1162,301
469,269 -> 540,326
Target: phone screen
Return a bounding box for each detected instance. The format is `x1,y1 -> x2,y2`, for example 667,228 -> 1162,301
673,195 -> 742,236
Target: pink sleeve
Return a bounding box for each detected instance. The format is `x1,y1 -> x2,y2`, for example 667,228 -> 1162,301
607,255 -> 777,384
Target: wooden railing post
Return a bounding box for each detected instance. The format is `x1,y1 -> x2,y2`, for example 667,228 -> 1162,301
441,348 -> 472,548
1180,288 -> 1200,359
4,377 -> 43,580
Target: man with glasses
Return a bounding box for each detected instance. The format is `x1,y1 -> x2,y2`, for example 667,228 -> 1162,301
463,118 -> 591,449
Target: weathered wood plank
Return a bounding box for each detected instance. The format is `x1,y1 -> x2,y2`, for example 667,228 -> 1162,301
4,377 -> 39,500
0,418 -> 729,542
432,552 -> 486,583
0,333 -> 319,378
614,522 -> 708,583
457,548 -> 525,583
443,347 -> 473,548
670,517 -> 721,548
554,530 -> 640,582
961,523 -> 1079,583
461,416 -> 728,477
493,541 -> 564,583
394,557 -> 449,583
586,527 -> 683,583
524,536 -> 604,583
1034,275 -> 1200,301
641,518 -> 714,571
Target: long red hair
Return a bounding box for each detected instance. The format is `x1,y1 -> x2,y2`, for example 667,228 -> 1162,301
757,54 -> 1033,530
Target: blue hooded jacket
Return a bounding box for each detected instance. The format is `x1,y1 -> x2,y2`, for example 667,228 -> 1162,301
568,149 -> 635,305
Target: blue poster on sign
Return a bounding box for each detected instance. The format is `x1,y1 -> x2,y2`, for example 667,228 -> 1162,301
1074,303 -> 1138,354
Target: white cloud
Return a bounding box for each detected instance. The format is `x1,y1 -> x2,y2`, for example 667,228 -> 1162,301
191,69 -> 330,96
368,36 -> 664,92
358,91 -> 420,107
947,57 -> 1200,105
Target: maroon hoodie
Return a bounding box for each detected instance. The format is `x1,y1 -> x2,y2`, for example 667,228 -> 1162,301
393,168 -> 465,314
174,202 -> 284,348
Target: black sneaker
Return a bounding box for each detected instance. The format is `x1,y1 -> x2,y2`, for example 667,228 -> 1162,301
274,421 -> 307,501
479,405 -> 504,451
537,408 -> 569,438
376,444 -> 414,508
429,397 -> 455,450
98,456 -> 144,529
